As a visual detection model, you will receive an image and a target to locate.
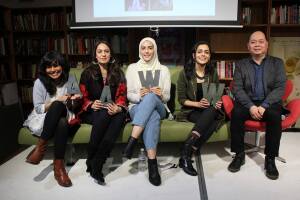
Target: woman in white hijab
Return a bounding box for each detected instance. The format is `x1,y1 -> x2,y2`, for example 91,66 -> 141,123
123,37 -> 171,186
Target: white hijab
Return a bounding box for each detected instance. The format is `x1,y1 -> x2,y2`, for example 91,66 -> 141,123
137,37 -> 162,72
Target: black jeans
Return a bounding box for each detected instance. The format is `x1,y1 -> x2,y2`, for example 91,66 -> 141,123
41,101 -> 78,159
230,101 -> 282,158
82,109 -> 126,162
187,106 -> 220,148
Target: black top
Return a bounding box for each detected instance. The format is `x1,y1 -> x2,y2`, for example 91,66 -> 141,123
196,83 -> 203,101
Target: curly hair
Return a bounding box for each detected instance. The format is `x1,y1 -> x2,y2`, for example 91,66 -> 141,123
184,41 -> 213,81
38,51 -> 70,96
89,40 -> 125,86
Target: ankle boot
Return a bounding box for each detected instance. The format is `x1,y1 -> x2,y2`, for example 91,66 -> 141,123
53,159 -> 72,187
123,136 -> 138,159
89,140 -> 112,185
90,159 -> 105,185
148,158 -> 161,186
178,135 -> 198,176
26,138 -> 47,165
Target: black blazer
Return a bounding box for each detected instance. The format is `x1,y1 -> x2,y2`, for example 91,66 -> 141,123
232,55 -> 286,109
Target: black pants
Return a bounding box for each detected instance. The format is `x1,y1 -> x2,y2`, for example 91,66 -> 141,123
41,101 -> 78,159
187,106 -> 220,148
82,109 -> 126,163
230,102 -> 282,158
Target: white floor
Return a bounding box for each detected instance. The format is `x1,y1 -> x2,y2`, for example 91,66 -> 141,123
0,147 -> 200,200
0,132 -> 299,200
201,132 -> 300,200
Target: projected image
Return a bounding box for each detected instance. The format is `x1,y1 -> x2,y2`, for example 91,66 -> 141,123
85,0 -> 241,27
125,0 -> 149,11
125,0 -> 173,11
150,0 -> 173,11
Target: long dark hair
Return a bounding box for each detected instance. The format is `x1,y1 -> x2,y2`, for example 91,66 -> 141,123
184,41 -> 213,81
38,51 -> 70,96
91,40 -> 125,86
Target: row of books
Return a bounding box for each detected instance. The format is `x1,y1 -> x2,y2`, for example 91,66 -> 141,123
271,5 -> 300,24
242,7 -> 252,25
66,13 -> 72,27
19,85 -> 33,104
15,38 -> 65,56
67,34 -> 128,55
0,37 -> 6,55
216,60 -> 235,80
13,35 -> 129,56
13,13 -> 67,31
17,63 -> 37,80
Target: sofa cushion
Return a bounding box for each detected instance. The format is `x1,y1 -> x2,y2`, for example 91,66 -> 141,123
18,121 -> 229,145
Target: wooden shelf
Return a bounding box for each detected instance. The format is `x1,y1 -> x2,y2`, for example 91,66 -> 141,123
213,51 -> 249,54
270,24 -> 300,27
242,24 -> 268,27
17,79 -> 35,82
0,80 -> 15,84
242,0 -> 266,3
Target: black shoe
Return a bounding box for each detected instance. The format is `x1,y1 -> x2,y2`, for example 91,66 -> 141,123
148,158 -> 161,186
265,157 -> 279,180
179,158 -> 197,176
123,136 -> 138,159
228,152 -> 245,172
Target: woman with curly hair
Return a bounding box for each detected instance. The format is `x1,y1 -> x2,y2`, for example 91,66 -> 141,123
25,51 -> 81,187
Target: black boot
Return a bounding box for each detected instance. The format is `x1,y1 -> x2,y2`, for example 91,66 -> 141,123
178,135 -> 198,176
265,156 -> 279,180
228,152 -> 245,172
89,141 -> 112,185
123,136 -> 138,159
90,159 -> 105,185
148,158 -> 161,186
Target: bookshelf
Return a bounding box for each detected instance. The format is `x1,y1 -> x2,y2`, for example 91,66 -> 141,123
203,0 -> 300,81
0,6 -> 14,84
1,0 -> 299,111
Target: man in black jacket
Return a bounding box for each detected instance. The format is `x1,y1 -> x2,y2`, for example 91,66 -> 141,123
228,31 -> 286,180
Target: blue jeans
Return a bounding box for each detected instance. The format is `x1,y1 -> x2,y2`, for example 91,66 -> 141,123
129,93 -> 166,150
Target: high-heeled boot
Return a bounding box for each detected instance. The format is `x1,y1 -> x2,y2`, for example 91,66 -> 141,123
26,138 -> 47,165
122,136 -> 138,159
178,135 -> 199,176
53,159 -> 72,187
90,159 -> 105,185
89,140 -> 112,185
148,158 -> 161,186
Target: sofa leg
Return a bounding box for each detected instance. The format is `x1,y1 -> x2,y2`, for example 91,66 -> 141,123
65,144 -> 76,166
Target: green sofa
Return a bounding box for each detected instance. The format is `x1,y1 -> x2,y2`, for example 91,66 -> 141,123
18,67 -> 229,146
